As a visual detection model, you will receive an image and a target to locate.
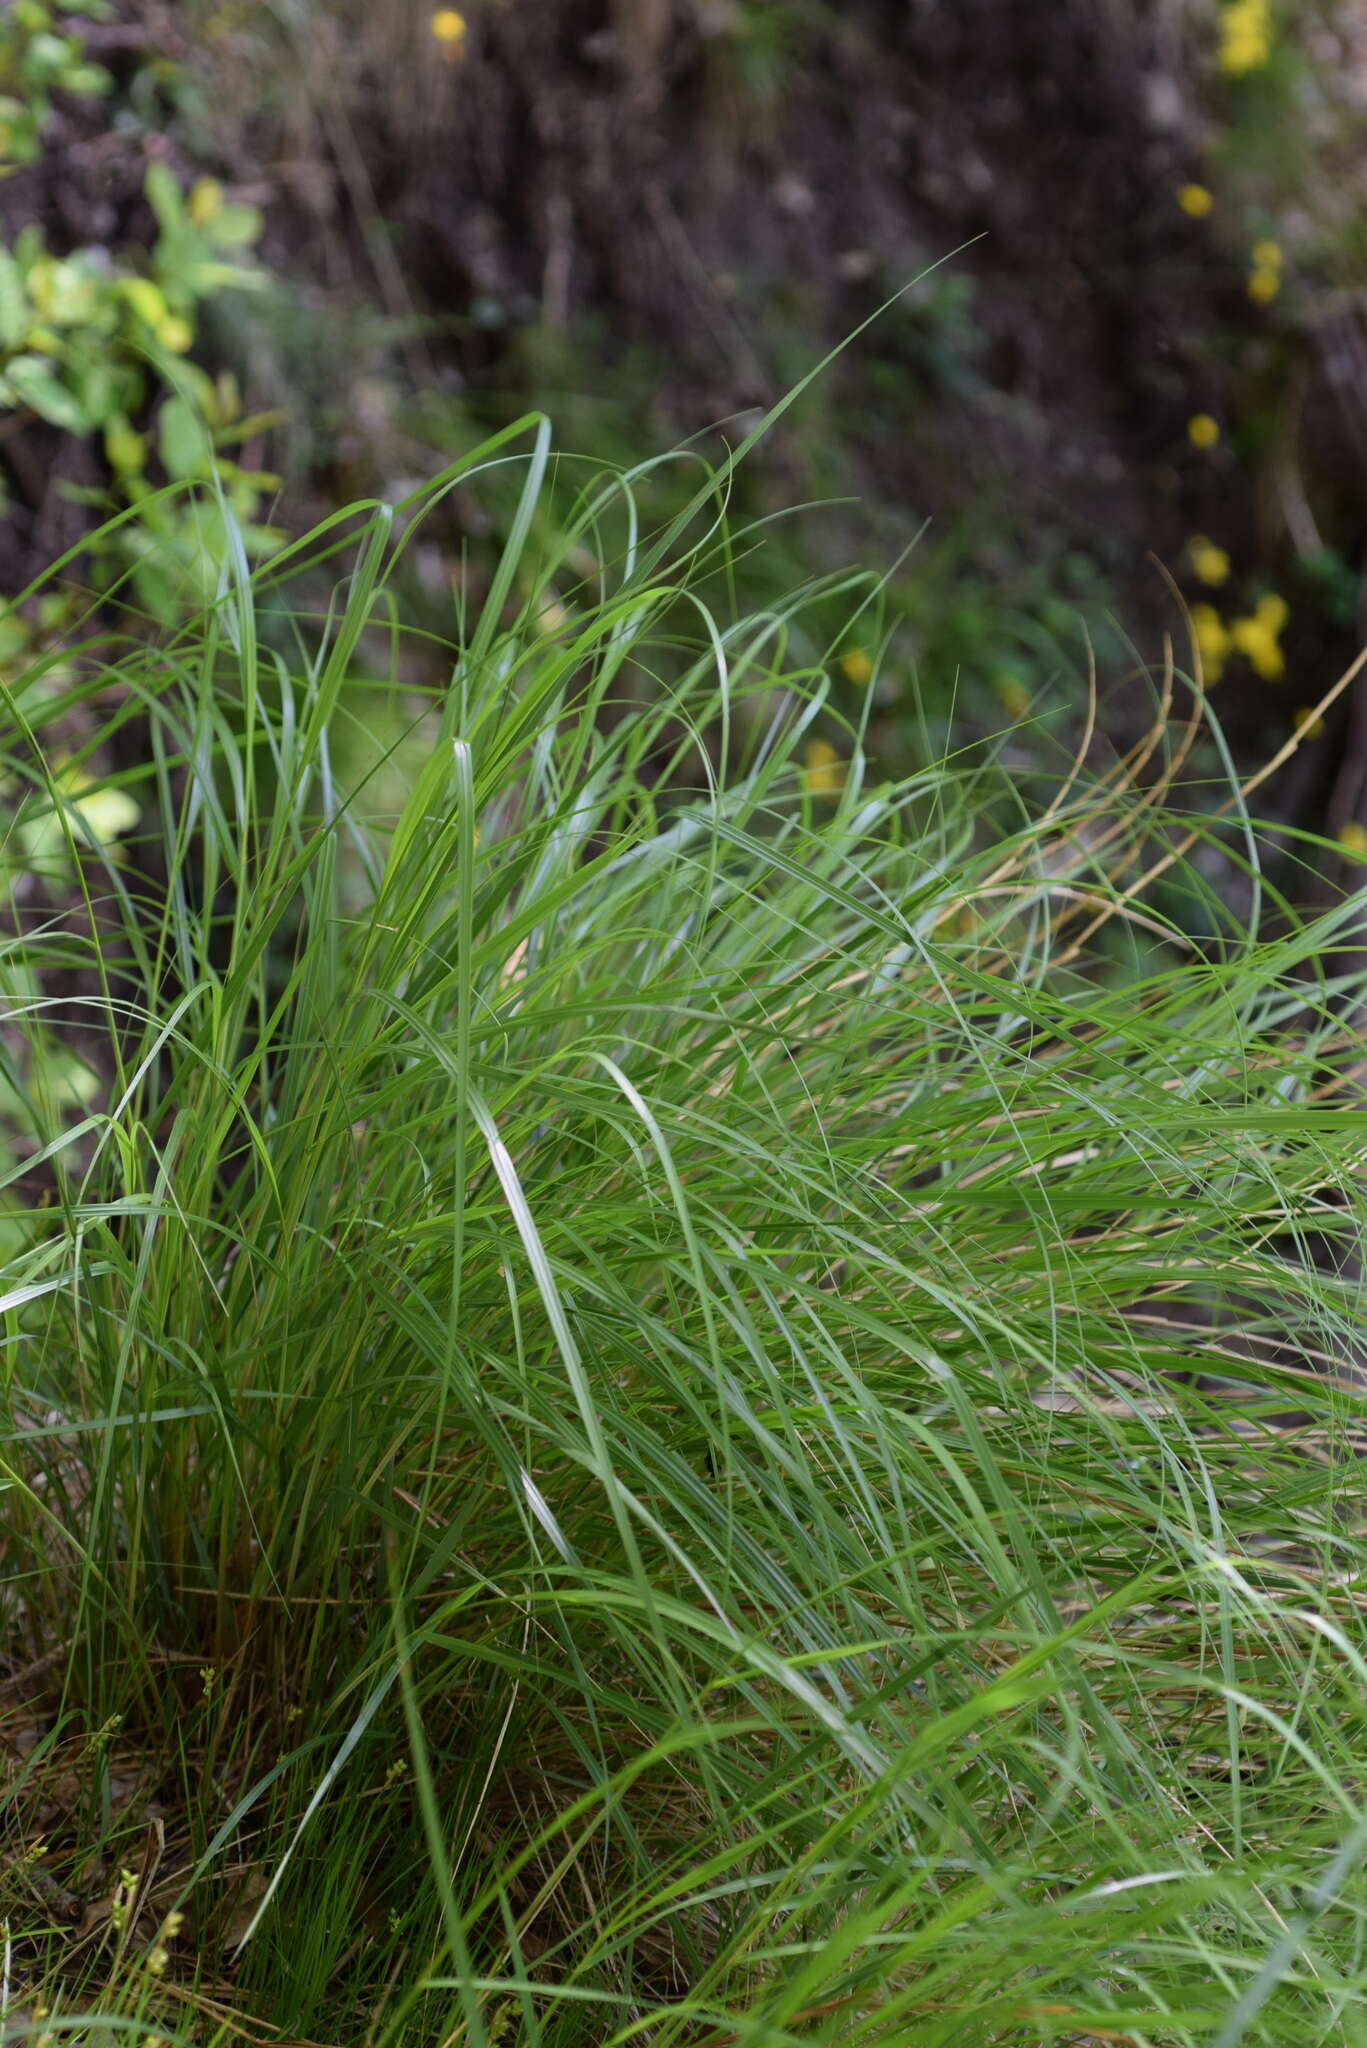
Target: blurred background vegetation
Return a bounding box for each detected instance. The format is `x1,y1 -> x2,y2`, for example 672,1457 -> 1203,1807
2,0 -> 1367,840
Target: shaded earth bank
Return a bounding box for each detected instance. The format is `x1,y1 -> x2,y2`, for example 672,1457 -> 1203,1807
5,0 -> 1367,823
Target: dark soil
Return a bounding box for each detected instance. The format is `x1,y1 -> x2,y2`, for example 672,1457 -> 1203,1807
336,2 -> 1254,624
5,0 -> 1366,804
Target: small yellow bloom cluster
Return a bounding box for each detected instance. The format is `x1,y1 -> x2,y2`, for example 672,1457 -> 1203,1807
1293,705 -> 1324,740
1218,0 -> 1272,74
839,645 -> 873,686
1188,535 -> 1230,586
1247,235 -> 1282,303
802,737 -> 846,796
1339,820 -> 1367,861
1191,593 -> 1288,685
109,1865 -> 140,1933
188,176 -> 224,228
146,1909 -> 184,1977
431,8 -> 466,47
1178,183 -> 1214,218
1187,413 -> 1220,450
1190,603 -> 1231,683
1230,592 -> 1287,678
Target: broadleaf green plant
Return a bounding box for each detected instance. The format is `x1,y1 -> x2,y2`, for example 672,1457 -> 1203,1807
0,126 -> 281,623
0,0 -> 111,169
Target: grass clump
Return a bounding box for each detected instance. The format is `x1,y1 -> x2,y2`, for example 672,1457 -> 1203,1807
1,423 -> 1367,2046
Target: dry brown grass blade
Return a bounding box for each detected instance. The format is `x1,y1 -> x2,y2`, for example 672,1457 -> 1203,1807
1051,637 -> 1367,971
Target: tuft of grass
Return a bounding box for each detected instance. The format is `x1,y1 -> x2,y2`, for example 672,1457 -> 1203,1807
2,424 -> 1367,2046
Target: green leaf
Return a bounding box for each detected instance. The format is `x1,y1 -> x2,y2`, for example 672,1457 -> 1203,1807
0,246 -> 28,350
208,203 -> 263,250
27,34 -> 76,81
118,275 -> 167,329
186,259 -> 265,296
157,393 -> 211,479
4,354 -> 88,432
143,160 -> 183,234
0,96 -> 40,168
70,356 -> 117,426
60,62 -> 112,97
13,223 -> 44,270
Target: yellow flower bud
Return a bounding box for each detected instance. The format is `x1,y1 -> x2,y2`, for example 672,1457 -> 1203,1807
1218,0 -> 1272,74
1229,594 -> 1287,681
1190,602 -> 1230,684
802,737 -> 846,796
188,176 -> 224,227
1188,536 -> 1230,586
995,673 -> 1031,721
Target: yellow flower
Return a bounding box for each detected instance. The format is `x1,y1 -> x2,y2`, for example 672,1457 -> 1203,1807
1293,705 -> 1324,739
802,737 -> 846,796
1218,0 -> 1271,73
1230,592 -> 1288,680
188,176 -> 224,227
430,7 -> 466,44
1178,183 -> 1214,218
994,672 -> 1030,720
1338,820 -> 1367,861
1190,602 -> 1230,684
1247,238 -> 1282,304
1188,535 -> 1230,586
1187,413 -> 1220,449
839,645 -> 874,685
